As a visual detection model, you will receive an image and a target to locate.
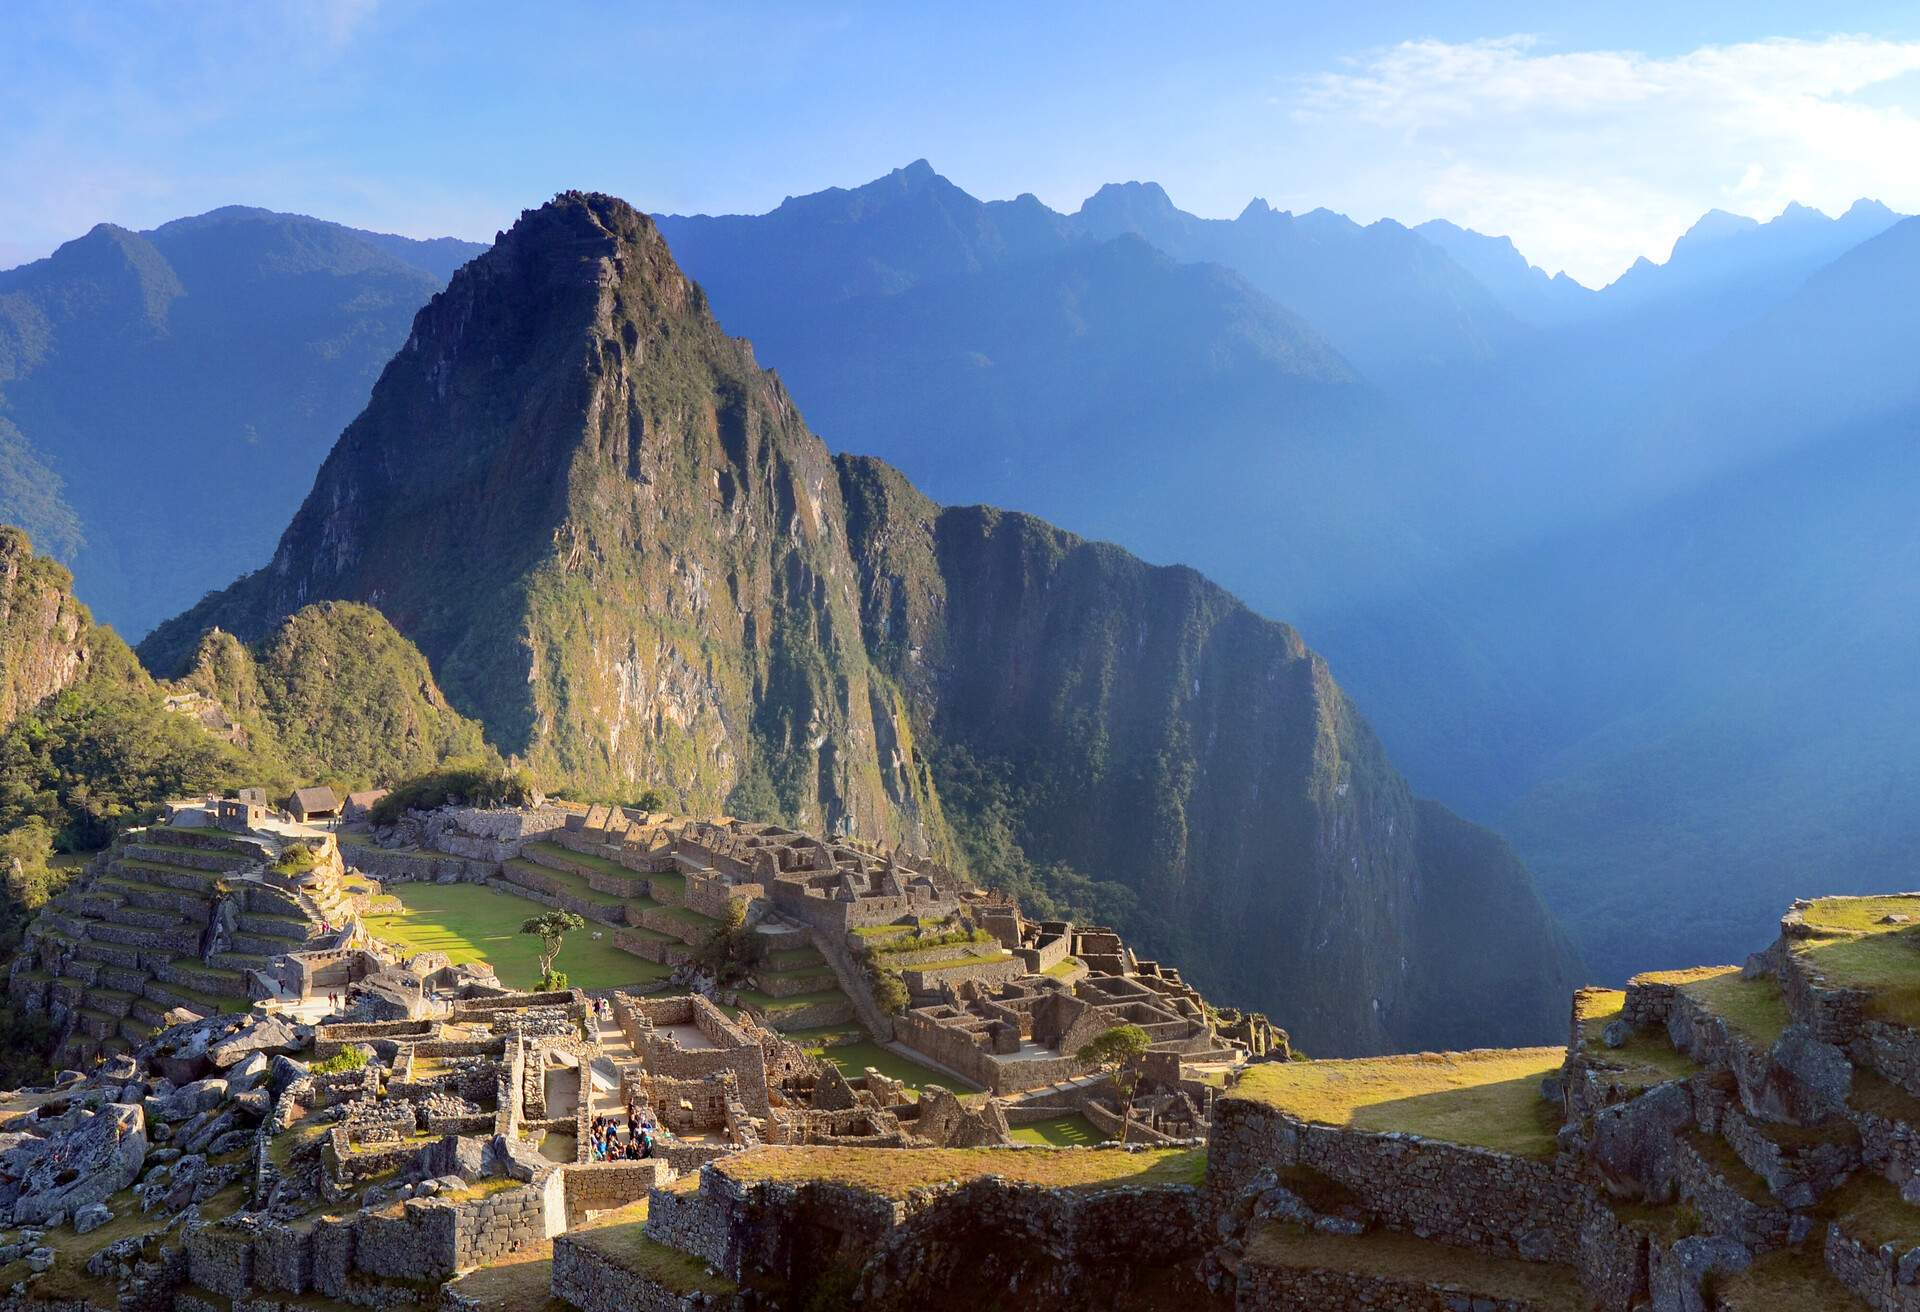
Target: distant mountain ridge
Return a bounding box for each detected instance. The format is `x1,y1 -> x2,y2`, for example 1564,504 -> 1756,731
0,206 -> 486,637
139,192 -> 1581,1055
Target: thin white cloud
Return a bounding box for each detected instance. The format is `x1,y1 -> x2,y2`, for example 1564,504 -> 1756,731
1292,35 -> 1920,285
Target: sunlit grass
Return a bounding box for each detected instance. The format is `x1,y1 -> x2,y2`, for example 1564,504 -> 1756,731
1010,1114 -> 1103,1146
363,881 -> 669,990
1229,1048 -> 1565,1159
717,1145 -> 1205,1197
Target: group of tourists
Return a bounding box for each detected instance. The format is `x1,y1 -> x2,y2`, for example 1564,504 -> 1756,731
590,1106 -> 657,1161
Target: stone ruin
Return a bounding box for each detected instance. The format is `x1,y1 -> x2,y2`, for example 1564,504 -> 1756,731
6,807 -> 363,1070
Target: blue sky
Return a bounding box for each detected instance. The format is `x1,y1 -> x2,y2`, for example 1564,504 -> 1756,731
6,1 -> 1920,283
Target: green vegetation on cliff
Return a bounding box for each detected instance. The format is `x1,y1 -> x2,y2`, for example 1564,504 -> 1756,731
0,632 -> 255,851
177,601 -> 494,791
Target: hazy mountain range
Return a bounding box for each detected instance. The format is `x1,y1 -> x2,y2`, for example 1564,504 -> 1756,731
2,164 -> 1911,986
0,207 -> 485,637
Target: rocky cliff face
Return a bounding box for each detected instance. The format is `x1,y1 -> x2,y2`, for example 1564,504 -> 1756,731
0,526 -> 92,727
140,193 -> 1578,1053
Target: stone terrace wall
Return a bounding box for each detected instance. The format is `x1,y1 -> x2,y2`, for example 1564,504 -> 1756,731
1210,1100 -> 1591,1265
561,1160 -> 672,1223
552,1224 -> 726,1312
348,846 -> 493,885
623,1166 -> 1211,1310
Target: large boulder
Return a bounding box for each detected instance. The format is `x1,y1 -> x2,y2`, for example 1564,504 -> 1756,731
1766,1025 -> 1853,1121
226,1051 -> 269,1092
1651,1234 -> 1752,1312
1590,1082 -> 1693,1200
267,1055 -> 309,1098
209,1017 -> 302,1069
71,1201 -> 111,1234
10,1103 -> 148,1225
147,1078 -> 228,1124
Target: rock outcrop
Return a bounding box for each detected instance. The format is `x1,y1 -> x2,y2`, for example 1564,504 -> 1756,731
0,526 -> 91,730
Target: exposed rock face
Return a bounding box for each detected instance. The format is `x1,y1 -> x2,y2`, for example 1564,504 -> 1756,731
0,526 -> 91,729
5,1101 -> 147,1224
138,192 -> 1579,1053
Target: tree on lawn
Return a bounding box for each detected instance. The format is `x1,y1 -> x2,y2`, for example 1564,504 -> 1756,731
520,909 -> 585,989
1076,1023 -> 1152,1142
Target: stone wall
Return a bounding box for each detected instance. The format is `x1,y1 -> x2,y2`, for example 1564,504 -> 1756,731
900,956 -> 1025,995
1210,1099 -> 1590,1265
552,1223 -> 725,1312
561,1160 -> 672,1223
622,1164 -> 1212,1310
347,846 -> 493,885
893,1008 -> 1083,1093
683,870 -> 758,920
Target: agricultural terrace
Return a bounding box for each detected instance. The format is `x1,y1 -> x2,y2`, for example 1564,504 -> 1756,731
1789,894 -> 1920,1028
363,881 -> 670,991
1228,1048 -> 1566,1159
713,1145 -> 1206,1197
1632,965 -> 1791,1047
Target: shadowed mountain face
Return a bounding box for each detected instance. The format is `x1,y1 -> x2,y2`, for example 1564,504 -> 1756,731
0,207 -> 485,637
139,192 -> 1581,1056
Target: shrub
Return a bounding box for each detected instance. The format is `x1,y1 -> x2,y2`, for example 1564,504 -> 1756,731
538,971 -> 570,991
272,843 -> 319,876
313,1044 -> 370,1075
869,966 -> 909,1014
369,759 -> 536,825
690,899 -> 761,985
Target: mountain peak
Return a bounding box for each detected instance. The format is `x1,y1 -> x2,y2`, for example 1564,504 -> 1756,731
1077,180 -> 1177,221
1669,207 -> 1759,258
1238,197 -> 1275,220
1773,200 -> 1826,225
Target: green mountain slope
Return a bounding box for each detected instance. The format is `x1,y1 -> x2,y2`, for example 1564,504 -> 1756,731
140,193 -> 1579,1054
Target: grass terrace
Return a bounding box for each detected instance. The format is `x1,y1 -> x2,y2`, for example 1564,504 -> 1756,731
1575,987 -> 1696,1087
1229,1048 -> 1565,1159
1709,1247 -> 1859,1310
522,840 -> 634,881
1796,924 -> 1920,1029
1243,1224 -> 1590,1311
804,1039 -> 964,1097
1682,1131 -> 1774,1207
729,985 -> 849,1016
562,1199 -> 736,1297
1665,967 -> 1791,1047
1818,1169 -> 1920,1250
1796,894 -> 1920,937
501,859 -> 631,913
1010,1114 -> 1103,1146
364,881 -> 670,990
715,1145 -> 1205,1197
